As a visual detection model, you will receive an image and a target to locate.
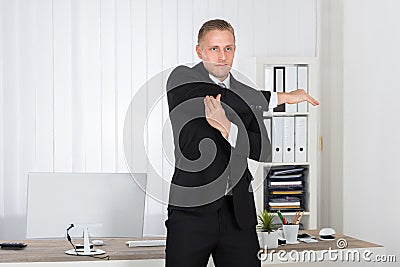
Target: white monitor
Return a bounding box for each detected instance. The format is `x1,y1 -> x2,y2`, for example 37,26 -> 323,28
26,172 -> 147,239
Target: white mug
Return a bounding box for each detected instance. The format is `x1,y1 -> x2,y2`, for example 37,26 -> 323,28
283,224 -> 299,244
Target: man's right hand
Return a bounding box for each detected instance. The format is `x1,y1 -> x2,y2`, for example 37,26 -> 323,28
204,94 -> 231,139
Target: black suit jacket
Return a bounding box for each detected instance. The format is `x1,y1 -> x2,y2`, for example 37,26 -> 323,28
166,62 -> 272,229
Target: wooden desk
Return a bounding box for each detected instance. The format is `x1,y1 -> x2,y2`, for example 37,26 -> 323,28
0,231 -> 383,266
264,230 -> 381,252
0,237 -> 165,263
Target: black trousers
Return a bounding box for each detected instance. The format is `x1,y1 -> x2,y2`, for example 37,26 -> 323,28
165,196 -> 261,267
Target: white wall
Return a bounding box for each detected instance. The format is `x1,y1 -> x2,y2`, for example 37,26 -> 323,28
319,0 -> 400,261
318,0 -> 344,232
342,0 -> 400,261
0,0 -> 317,239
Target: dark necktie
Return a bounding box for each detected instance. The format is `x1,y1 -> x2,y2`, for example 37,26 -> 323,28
217,82 -> 233,195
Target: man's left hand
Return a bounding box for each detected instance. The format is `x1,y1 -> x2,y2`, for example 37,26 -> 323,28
278,89 -> 320,106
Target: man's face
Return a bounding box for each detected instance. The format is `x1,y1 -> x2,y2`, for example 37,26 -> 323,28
196,30 -> 236,81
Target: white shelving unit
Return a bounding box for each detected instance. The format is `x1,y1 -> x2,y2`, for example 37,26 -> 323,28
237,57 -> 320,230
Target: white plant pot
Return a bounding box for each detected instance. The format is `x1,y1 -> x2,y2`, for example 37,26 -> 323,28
260,231 -> 278,249
257,231 -> 263,248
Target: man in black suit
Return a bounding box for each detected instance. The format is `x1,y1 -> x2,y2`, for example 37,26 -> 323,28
165,19 -> 318,267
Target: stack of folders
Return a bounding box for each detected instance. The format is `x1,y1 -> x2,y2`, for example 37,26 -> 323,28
264,116 -> 308,164
264,166 -> 305,212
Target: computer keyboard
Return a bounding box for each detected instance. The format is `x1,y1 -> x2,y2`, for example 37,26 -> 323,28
126,239 -> 166,247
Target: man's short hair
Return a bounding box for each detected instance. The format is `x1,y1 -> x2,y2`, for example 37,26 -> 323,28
197,19 -> 235,44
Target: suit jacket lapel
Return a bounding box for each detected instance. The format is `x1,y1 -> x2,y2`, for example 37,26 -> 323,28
229,75 -> 240,92
193,62 -> 214,83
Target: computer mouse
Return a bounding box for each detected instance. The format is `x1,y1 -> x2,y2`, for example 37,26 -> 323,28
319,228 -> 336,240
92,240 -> 104,246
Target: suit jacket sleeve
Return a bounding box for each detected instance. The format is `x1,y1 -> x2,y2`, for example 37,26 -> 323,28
167,66 -> 271,115
227,108 -> 271,162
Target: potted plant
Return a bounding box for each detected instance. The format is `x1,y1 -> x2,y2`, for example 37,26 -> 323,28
257,210 -> 279,249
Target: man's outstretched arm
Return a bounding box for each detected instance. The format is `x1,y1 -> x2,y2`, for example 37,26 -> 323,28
277,89 -> 320,106
204,91 -> 319,160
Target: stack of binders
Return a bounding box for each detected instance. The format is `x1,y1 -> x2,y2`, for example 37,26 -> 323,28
264,166 -> 306,212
